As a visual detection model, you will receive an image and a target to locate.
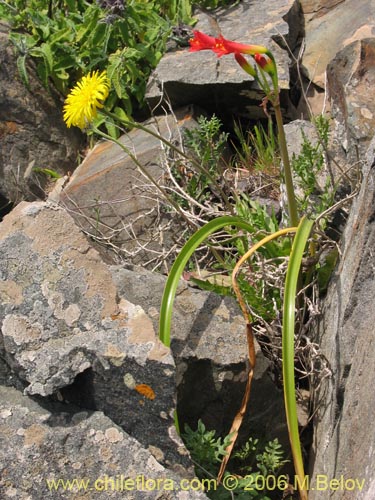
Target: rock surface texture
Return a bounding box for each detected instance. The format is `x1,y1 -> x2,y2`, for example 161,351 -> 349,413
2,0 -> 375,497
0,201 -> 185,471
309,137 -> 375,499
0,26 -> 83,206
0,201 -> 285,497
0,385 -> 208,499
110,265 -> 287,440
327,38 -> 375,158
298,0 -> 375,114
58,109 -> 198,266
146,0 -> 303,121
300,0 -> 375,88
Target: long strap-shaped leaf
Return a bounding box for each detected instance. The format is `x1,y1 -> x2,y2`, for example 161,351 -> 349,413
282,216 -> 313,500
159,216 -> 254,347
216,227 -> 297,482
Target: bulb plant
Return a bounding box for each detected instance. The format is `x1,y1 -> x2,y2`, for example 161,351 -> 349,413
159,31 -> 313,500
60,31 -> 328,500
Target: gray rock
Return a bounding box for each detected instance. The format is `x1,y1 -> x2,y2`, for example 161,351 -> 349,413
300,0 -> 375,88
0,201 -> 188,470
0,385 -> 208,499
309,136 -> 375,499
284,119 -> 329,191
110,265 -> 288,445
284,119 -> 319,159
0,28 -> 83,205
146,0 -> 302,121
327,38 -> 375,159
0,198 -> 289,474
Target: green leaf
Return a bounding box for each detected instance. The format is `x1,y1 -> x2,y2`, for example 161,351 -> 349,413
76,5 -> 100,43
188,276 -> 232,297
16,55 -> 29,88
49,27 -> 75,45
317,247 -> 338,292
110,69 -> 125,99
90,22 -> 108,48
29,44 -> 53,87
40,42 -> 53,73
159,216 -> 254,347
36,61 -> 49,88
53,54 -> 77,72
10,32 -> 37,51
282,216 -> 314,497
33,167 -> 62,179
114,106 -> 131,123
177,0 -> 193,23
64,0 -> 76,11
105,120 -> 119,139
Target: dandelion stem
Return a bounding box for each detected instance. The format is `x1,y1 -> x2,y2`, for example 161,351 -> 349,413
92,127 -> 195,228
102,110 -> 234,214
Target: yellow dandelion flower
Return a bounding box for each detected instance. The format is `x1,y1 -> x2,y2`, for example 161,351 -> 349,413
63,70 -> 110,129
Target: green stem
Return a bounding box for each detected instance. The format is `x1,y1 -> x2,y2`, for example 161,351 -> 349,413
101,110 -> 234,214
92,127 -> 194,229
273,102 -> 299,227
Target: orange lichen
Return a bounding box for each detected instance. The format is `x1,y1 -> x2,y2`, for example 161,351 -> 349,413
134,384 -> 156,400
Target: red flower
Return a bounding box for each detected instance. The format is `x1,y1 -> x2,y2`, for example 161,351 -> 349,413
189,31 -> 267,58
214,36 -> 267,57
254,54 -> 271,70
188,31 -> 278,89
189,31 -> 217,52
254,53 -> 277,83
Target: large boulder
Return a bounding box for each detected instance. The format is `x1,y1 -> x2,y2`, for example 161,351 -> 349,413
0,201 -> 185,470
294,0 -> 374,115
0,385 -> 208,499
327,39 -> 375,159
110,265 -> 289,445
300,0 -> 375,88
0,25 -> 83,206
0,199 -> 290,479
309,136 -> 375,499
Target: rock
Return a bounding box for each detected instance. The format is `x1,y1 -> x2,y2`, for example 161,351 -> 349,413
309,136 -> 375,499
284,118 -> 330,188
327,38 -> 375,158
0,385 -> 209,499
110,265 -> 288,445
146,0 -> 303,122
0,198 -> 290,480
0,27 -> 83,205
0,201 -> 188,470
300,0 -> 343,15
300,0 -> 375,88
278,118 -> 334,222
284,119 -> 319,159
58,108 -> 199,267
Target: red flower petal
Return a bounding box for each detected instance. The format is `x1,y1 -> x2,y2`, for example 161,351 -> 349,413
218,36 -> 253,55
254,53 -> 268,68
189,31 -> 268,60
189,30 -> 217,52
